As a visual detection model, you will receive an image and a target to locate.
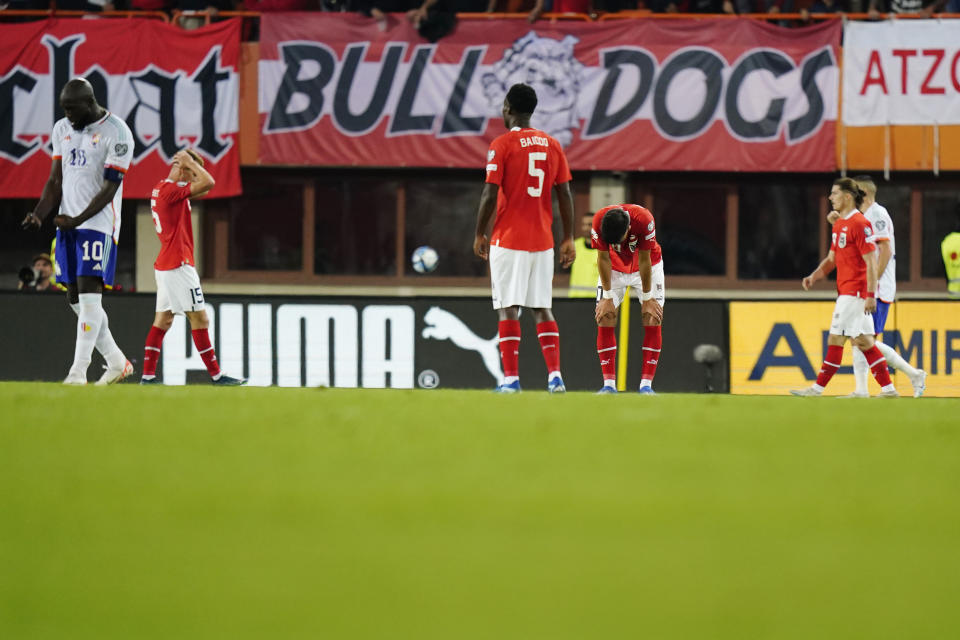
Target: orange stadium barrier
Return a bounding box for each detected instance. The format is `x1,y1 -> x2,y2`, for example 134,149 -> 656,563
0,9 -> 170,22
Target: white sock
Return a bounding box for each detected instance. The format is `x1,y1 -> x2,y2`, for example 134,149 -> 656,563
603,378 -> 616,388
95,309 -> 126,370
68,302 -> 125,369
639,378 -> 653,389
503,376 -> 519,385
875,341 -> 918,378
852,348 -> 870,394
548,371 -> 562,382
71,293 -> 104,374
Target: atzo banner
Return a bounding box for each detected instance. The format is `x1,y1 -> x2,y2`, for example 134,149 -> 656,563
843,20 -> 960,126
258,14 -> 840,172
0,19 -> 241,198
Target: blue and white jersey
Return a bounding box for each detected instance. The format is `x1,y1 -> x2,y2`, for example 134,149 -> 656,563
863,201 -> 896,303
51,112 -> 134,244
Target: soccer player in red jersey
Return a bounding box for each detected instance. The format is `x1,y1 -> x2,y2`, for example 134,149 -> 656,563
591,205 -> 665,394
140,150 -> 245,386
791,177 -> 898,397
473,83 -> 576,393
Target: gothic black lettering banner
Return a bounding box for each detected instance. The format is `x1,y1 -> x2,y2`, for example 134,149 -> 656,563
258,14 -> 840,172
0,19 -> 241,198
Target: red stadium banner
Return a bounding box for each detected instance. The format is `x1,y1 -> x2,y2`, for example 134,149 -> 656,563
258,14 -> 840,172
0,19 -> 241,198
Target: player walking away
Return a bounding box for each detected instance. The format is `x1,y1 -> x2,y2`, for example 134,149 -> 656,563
792,178 -> 898,398
473,83 -> 576,393
140,149 -> 245,386
826,175 -> 926,397
591,205 -> 665,394
21,78 -> 133,385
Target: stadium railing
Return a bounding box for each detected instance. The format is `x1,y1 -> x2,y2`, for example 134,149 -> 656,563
0,9 -> 170,22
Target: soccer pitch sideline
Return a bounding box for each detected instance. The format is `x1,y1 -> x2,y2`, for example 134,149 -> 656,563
1,384 -> 957,639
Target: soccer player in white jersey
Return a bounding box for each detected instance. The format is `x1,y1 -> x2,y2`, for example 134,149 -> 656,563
21,78 -> 134,385
827,175 -> 927,398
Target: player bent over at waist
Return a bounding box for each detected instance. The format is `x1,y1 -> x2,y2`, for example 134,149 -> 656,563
141,149 -> 245,386
592,205 -> 665,394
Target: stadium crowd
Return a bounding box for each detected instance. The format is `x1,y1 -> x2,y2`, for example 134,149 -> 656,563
4,0 -> 958,19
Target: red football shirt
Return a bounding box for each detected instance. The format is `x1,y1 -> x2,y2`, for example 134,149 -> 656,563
831,210 -> 876,297
150,180 -> 196,271
590,204 -> 662,273
485,127 -> 572,252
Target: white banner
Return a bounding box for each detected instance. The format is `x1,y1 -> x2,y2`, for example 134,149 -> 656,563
842,20 -> 960,126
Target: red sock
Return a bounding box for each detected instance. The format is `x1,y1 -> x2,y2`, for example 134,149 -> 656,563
861,345 -> 893,387
142,325 -> 167,377
536,321 -> 561,378
191,328 -> 222,378
641,325 -> 662,385
498,319 -> 521,379
816,345 -> 845,388
597,326 -> 617,384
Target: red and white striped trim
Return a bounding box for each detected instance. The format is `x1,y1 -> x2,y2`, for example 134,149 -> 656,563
498,336 -> 521,342
597,346 -> 617,353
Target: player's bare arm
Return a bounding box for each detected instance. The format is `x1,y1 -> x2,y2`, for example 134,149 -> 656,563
473,183 -> 498,260
22,159 -> 63,231
53,180 -> 121,230
802,251 -> 836,290
826,209 -> 840,225
177,150 -> 216,197
863,249 -> 879,313
875,238 -> 892,277
595,251 -> 616,324
555,182 -> 576,268
637,249 -> 663,324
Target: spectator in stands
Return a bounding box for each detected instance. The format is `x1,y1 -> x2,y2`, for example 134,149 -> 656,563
868,0 -> 946,17
54,0 -> 116,11
243,0 -> 312,10
528,0 -> 590,22
2,0 -> 50,10
129,0 -> 175,12
648,0 -> 738,13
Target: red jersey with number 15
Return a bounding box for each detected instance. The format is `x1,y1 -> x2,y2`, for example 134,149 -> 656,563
485,127 -> 572,252
831,210 -> 876,297
150,180 -> 195,271
590,204 -> 662,273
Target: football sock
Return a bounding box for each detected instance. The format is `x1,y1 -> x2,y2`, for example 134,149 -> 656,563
142,325 -> 167,379
536,321 -> 562,381
852,348 -> 870,394
96,309 -> 127,370
597,326 -> 617,387
640,325 -> 662,388
862,345 -> 893,388
71,293 -> 104,375
191,328 -> 222,379
875,341 -> 919,378
498,319 -> 521,382
68,302 -> 124,368
815,344 -> 845,389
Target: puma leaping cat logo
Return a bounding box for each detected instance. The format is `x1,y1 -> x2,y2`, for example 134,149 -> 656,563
422,307 -> 503,384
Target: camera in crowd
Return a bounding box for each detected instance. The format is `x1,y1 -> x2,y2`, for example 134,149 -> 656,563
18,253 -> 56,293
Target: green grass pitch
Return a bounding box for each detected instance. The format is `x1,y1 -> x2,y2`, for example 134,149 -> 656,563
1,383 -> 958,639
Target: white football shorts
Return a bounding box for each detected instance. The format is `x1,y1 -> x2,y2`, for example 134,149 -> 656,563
829,294 -> 874,337
155,265 -> 205,314
489,245 -> 554,309
596,259 -> 666,309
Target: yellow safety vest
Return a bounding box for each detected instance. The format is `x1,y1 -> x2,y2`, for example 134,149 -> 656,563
568,237 -> 599,298
943,232 -> 960,297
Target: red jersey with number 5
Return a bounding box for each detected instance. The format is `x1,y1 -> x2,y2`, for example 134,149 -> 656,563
831,210 -> 876,297
150,179 -> 195,271
485,127 -> 572,252
590,204 -> 663,273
